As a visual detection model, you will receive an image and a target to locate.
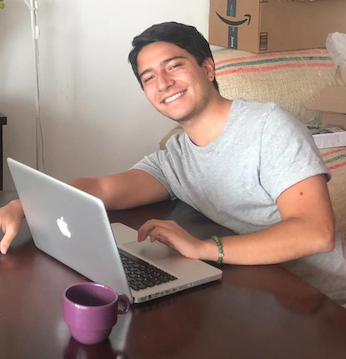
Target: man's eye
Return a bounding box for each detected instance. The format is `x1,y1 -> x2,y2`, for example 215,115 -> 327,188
170,63 -> 182,70
143,76 -> 153,84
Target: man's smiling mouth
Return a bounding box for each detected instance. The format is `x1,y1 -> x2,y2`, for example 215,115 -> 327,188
163,91 -> 186,104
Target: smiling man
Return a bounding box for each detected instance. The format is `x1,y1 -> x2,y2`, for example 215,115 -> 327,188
1,22 -> 345,304
137,43 -> 220,125
135,41 -> 230,147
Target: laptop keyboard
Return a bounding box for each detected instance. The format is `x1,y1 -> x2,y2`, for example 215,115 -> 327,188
120,251 -> 177,292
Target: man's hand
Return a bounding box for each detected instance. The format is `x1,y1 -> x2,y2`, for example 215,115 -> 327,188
138,219 -> 208,260
0,200 -> 24,255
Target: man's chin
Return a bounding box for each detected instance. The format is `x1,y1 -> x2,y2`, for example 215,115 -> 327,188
164,112 -> 192,124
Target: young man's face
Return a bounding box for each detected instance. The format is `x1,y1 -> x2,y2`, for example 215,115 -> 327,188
137,42 -> 215,123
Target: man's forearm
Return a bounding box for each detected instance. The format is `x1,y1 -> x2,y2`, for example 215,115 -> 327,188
200,217 -> 335,265
69,177 -> 108,203
68,177 -> 125,210
69,170 -> 170,211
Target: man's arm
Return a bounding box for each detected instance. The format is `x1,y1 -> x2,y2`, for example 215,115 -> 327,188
69,169 -> 170,210
138,174 -> 335,264
0,169 -> 170,254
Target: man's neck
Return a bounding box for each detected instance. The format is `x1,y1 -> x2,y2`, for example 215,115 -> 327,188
181,96 -> 232,147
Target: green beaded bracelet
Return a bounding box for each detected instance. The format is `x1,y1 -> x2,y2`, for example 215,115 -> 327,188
211,235 -> 224,264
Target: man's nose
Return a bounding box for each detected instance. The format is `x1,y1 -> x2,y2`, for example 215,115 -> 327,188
157,72 -> 174,91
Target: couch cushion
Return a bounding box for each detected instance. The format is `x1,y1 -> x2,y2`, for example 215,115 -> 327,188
213,49 -> 336,126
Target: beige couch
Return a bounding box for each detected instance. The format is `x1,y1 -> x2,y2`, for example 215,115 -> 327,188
160,48 -> 346,239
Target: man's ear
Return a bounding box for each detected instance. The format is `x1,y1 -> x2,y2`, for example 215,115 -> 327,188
202,58 -> 216,82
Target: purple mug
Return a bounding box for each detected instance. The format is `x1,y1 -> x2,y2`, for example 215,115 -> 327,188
63,282 -> 130,345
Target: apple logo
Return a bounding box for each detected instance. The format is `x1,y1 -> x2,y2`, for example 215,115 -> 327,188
57,217 -> 71,238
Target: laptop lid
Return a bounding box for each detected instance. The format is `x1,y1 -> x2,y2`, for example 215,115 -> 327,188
7,158 -> 222,303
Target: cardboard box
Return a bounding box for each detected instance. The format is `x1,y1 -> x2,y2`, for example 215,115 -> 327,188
310,126 -> 346,149
209,0 -> 346,53
305,66 -> 346,128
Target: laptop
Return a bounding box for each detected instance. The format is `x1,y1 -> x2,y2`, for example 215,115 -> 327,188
7,158 -> 222,303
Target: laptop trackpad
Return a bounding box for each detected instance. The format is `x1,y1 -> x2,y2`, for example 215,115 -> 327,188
121,239 -> 181,262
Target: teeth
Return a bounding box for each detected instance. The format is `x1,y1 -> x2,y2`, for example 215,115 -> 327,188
164,92 -> 184,103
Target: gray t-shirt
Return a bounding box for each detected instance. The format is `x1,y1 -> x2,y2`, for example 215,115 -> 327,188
132,98 -> 346,304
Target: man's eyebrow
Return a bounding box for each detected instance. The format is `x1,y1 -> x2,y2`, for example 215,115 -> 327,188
162,55 -> 186,65
139,56 -> 187,79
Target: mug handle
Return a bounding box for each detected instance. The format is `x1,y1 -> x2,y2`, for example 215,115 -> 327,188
117,294 -> 130,314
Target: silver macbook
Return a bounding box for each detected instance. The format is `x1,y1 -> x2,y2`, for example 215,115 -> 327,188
7,158 -> 222,303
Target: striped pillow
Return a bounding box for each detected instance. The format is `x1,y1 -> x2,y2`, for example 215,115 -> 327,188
213,49 -> 336,125
321,147 -> 346,172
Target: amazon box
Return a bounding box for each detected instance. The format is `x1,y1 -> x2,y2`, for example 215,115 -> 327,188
209,0 -> 346,53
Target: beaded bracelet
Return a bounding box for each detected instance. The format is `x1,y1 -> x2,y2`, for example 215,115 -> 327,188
211,235 -> 224,264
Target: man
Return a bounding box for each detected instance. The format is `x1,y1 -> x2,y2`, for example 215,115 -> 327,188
0,22 -> 344,302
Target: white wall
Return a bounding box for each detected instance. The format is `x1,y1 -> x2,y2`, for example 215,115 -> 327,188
0,0 -> 210,188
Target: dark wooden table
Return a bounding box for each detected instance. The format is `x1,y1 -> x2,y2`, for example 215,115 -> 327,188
1,191 -> 346,359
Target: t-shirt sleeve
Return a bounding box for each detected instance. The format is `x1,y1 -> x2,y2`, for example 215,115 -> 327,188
130,150 -> 176,199
259,105 -> 331,201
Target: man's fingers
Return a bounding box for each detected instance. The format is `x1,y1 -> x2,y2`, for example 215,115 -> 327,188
138,219 -> 168,241
140,220 -> 179,242
0,242 -> 8,255
0,227 -> 17,255
138,222 -> 154,241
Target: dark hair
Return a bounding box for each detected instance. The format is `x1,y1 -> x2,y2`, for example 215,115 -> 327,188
128,22 -> 219,91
